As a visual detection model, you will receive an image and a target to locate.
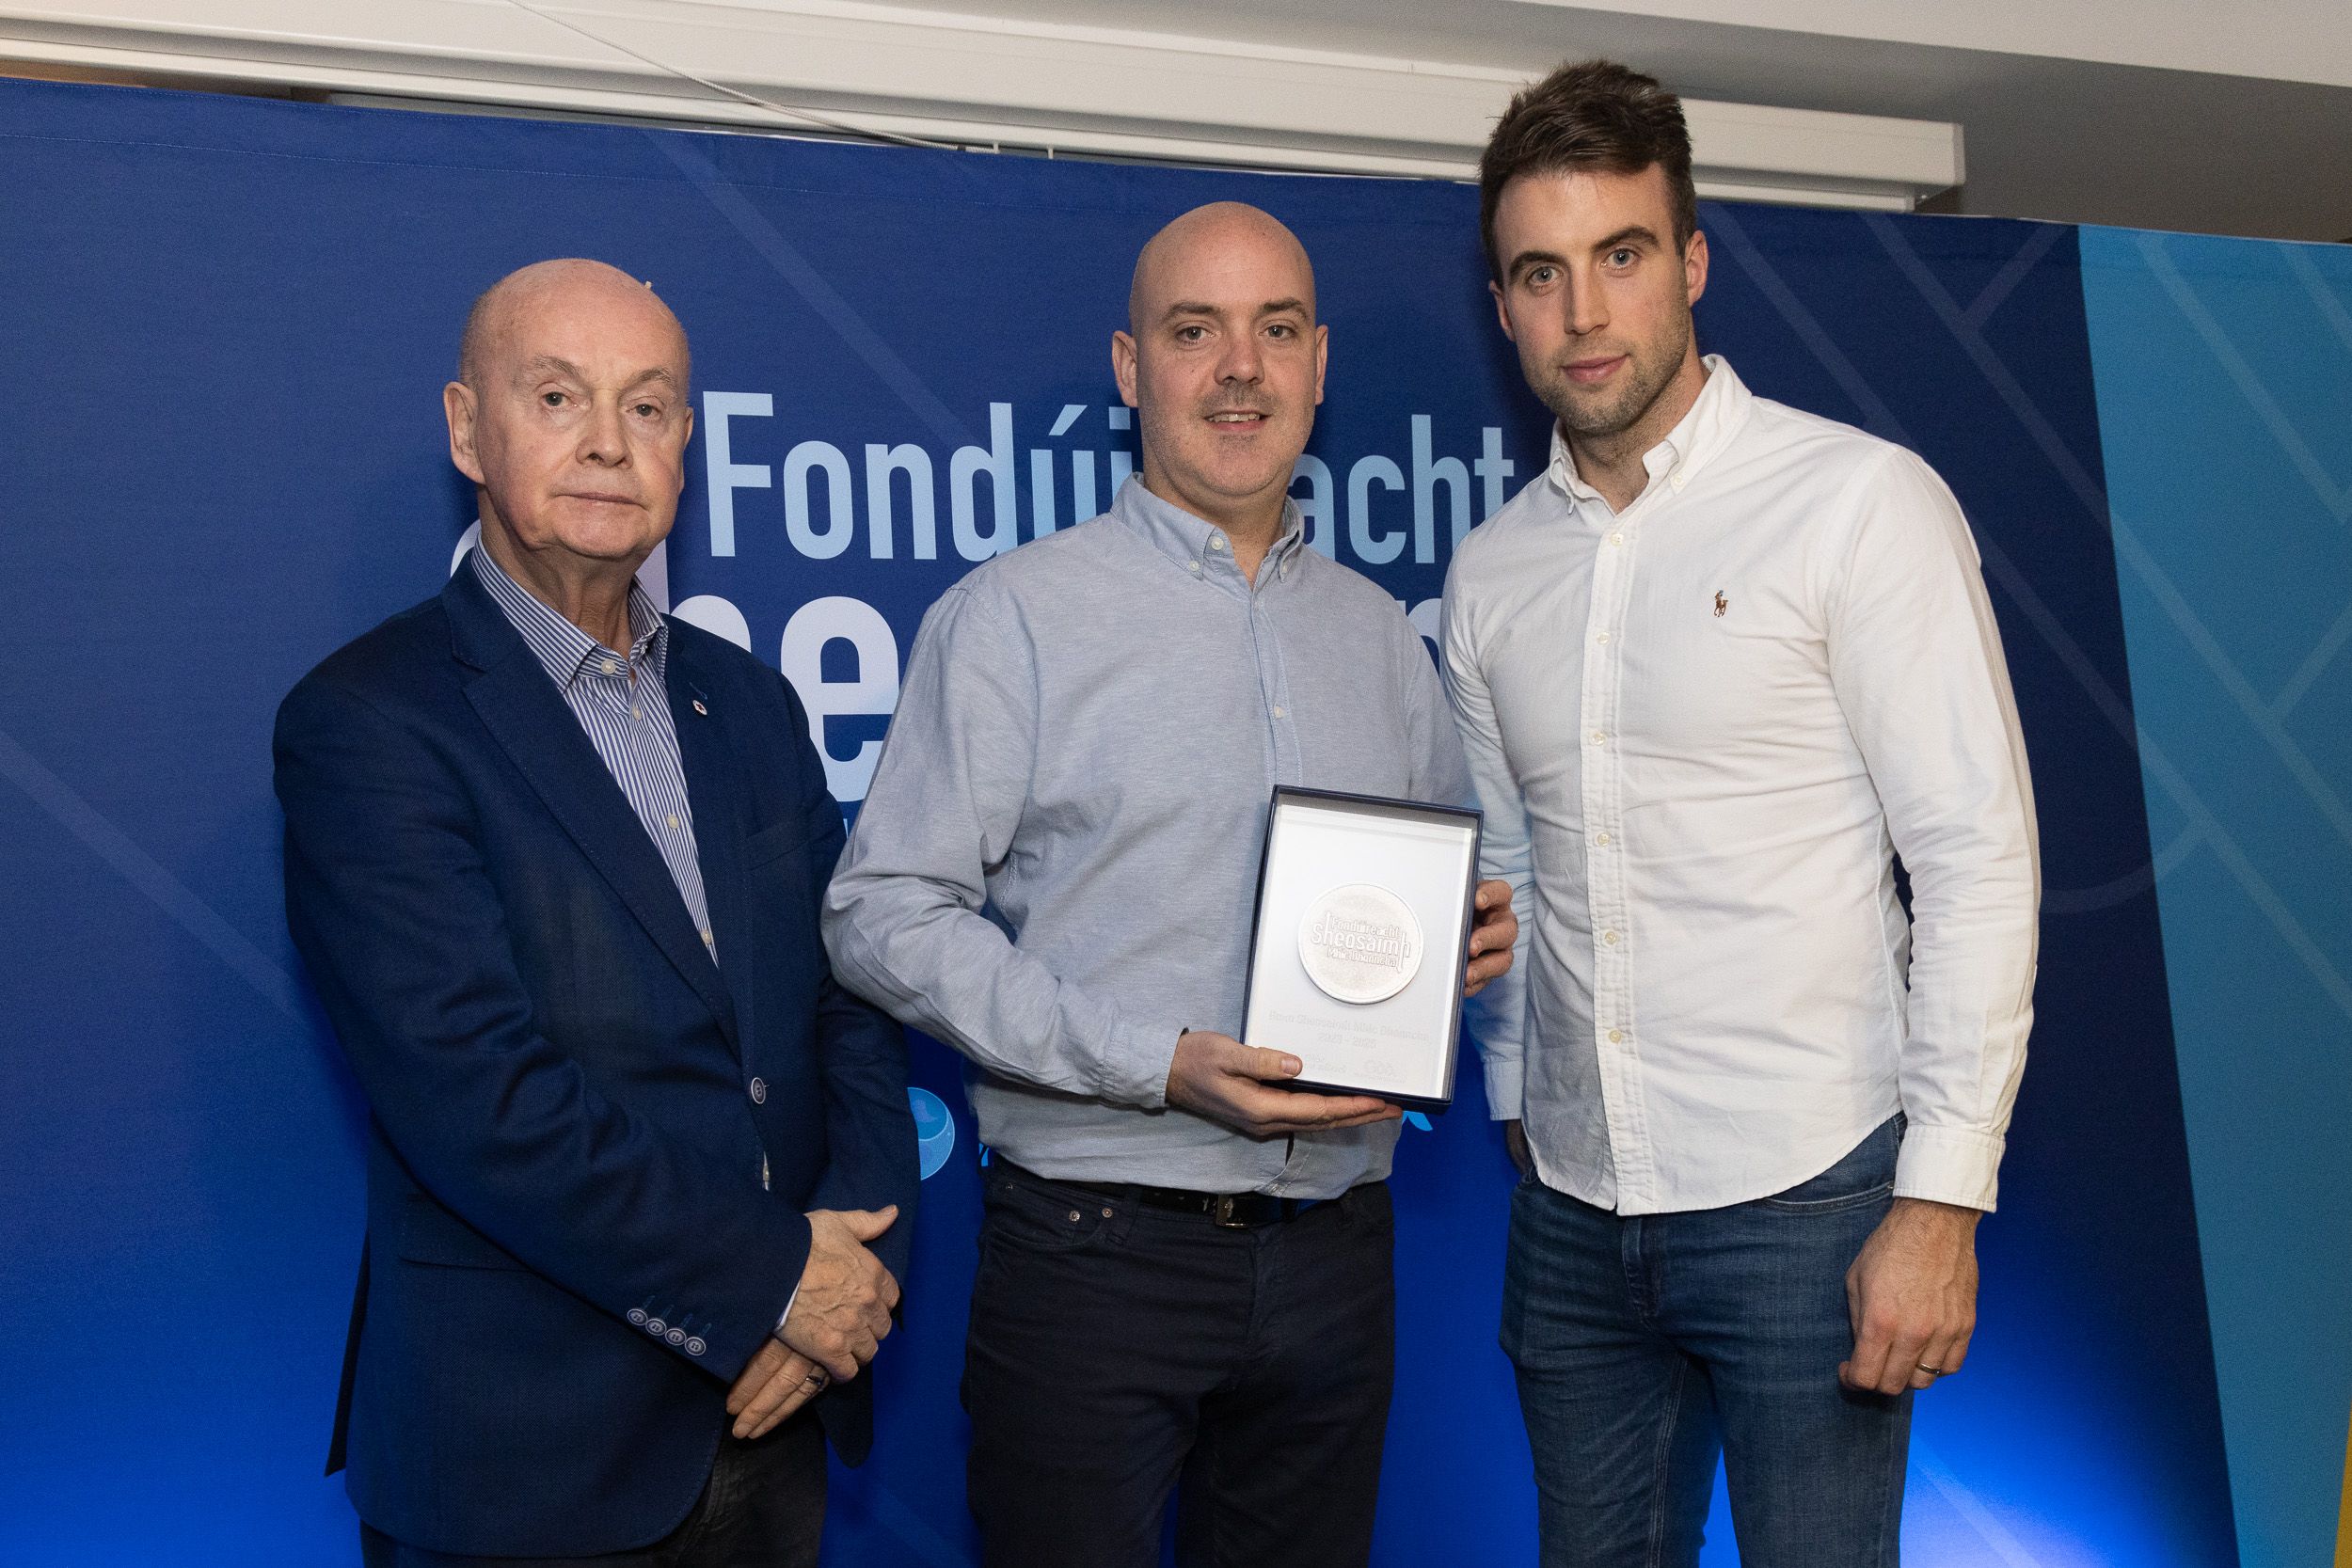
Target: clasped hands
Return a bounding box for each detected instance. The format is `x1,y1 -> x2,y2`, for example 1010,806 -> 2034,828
1166,879 -> 1518,1137
726,888 -> 1521,1427
725,1204 -> 901,1439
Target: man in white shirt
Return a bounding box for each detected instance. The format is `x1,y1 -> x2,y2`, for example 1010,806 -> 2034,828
1442,60 -> 2039,1566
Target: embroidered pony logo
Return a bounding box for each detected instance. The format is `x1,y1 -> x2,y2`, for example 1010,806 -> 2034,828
1713,591 -> 1728,618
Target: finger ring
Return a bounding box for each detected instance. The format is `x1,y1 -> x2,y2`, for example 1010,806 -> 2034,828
1915,1363 -> 1945,1377
804,1369 -> 830,1389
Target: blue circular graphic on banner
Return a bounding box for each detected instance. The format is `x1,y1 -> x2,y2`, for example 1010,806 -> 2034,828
910,1087 -> 956,1180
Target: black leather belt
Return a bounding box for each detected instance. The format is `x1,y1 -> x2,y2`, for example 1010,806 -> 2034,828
1002,1162 -> 1313,1228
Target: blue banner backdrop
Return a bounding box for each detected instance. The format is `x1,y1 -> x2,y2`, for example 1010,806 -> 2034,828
0,77 -> 2258,1564
2081,228 -> 2352,1568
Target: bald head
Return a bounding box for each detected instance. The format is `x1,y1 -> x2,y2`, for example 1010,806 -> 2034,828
1111,201 -> 1327,541
459,258 -> 690,394
442,258 -> 697,601
1128,202 -> 1316,333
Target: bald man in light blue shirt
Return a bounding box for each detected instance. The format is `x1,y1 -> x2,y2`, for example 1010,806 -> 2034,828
824,202 -> 1515,1568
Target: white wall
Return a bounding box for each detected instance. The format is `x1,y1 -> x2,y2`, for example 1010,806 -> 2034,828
0,0 -> 1960,207
1517,0 -> 2352,89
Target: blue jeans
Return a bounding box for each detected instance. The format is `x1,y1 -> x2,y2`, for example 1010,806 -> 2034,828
1502,1117 -> 1911,1568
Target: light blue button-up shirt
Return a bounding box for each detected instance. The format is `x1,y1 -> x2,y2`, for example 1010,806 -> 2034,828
823,479 -> 1470,1198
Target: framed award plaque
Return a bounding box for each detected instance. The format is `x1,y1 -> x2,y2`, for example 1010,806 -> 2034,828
1238,786 -> 1483,1109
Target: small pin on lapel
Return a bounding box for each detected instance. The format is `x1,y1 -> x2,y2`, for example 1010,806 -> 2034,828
691,699 -> 708,716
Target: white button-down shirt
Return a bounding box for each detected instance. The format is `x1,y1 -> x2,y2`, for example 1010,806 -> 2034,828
1441,356 -> 2038,1215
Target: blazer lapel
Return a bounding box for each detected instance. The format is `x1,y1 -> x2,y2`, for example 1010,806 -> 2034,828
667,636 -> 757,1062
445,568 -> 741,1051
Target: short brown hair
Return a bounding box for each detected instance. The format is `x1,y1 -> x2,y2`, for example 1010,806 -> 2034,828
1478,59 -> 1697,282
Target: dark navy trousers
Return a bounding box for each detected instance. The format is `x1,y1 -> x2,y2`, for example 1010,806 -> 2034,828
963,1162 -> 1396,1568
359,1412 -> 824,1568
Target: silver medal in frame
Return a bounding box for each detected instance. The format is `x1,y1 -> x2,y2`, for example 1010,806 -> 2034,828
1296,883 -> 1423,1005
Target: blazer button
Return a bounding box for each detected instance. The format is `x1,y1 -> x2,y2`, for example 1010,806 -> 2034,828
666,1328 -> 687,1346
749,1078 -> 768,1105
645,1318 -> 667,1336
685,1337 -> 707,1356
628,1308 -> 647,1325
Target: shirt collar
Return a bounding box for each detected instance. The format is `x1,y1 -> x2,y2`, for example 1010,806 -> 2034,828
469,537 -> 667,690
1548,353 -> 1752,512
1109,475 -> 1307,584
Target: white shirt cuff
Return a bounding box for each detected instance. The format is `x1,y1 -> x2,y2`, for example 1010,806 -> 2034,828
772,1281 -> 802,1339
1893,1123 -> 2006,1212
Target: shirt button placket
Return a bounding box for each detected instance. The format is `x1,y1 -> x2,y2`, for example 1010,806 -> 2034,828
1253,600 -> 1296,785
1584,515 -> 1643,1205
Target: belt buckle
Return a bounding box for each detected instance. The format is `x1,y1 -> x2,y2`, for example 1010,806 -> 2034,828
1211,1194 -> 1248,1229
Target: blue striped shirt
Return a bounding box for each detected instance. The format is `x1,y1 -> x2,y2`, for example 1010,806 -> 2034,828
469,544 -> 715,964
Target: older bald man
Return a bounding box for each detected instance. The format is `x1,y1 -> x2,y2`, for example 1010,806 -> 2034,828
275,260 -> 917,1567
824,205 -> 1517,1567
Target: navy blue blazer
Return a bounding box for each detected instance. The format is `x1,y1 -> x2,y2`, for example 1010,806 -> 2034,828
276,563 -> 915,1558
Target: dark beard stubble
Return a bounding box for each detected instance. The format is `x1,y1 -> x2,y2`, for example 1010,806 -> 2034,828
1534,307 -> 1695,441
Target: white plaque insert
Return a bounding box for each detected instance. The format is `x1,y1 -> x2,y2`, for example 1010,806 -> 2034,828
1239,788 -> 1482,1106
